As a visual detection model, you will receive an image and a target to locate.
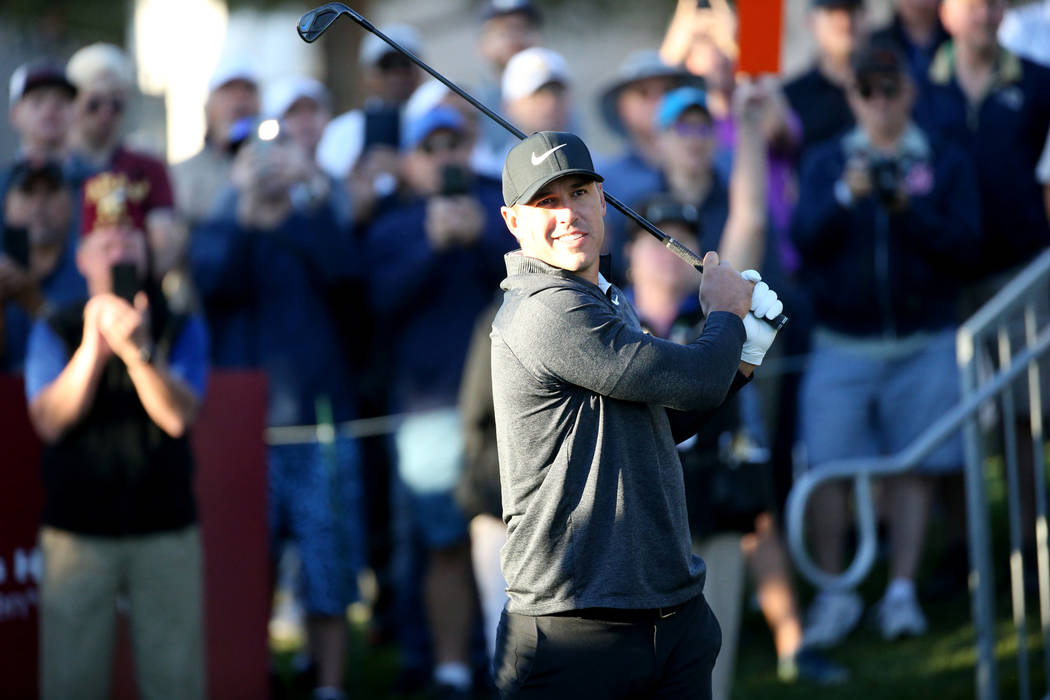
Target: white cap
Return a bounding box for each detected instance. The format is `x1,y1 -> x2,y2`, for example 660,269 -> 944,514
208,54 -> 259,92
264,76 -> 330,119
501,47 -> 569,102
404,79 -> 451,126
67,43 -> 134,90
359,24 -> 421,67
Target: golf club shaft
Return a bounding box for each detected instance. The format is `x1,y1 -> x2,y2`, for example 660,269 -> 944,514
299,3 -> 788,331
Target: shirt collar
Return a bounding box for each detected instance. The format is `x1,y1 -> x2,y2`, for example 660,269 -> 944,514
929,40 -> 1024,87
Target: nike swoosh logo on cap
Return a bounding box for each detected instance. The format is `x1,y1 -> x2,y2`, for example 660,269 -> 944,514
531,143 -> 567,166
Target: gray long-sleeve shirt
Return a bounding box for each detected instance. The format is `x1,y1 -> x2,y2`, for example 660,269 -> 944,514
491,252 -> 747,615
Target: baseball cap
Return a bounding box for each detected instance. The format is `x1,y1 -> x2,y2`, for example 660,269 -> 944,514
402,105 -> 466,151
481,0 -> 542,24
9,60 -> 76,107
599,50 -> 700,135
502,131 -> 603,206
851,40 -> 907,81
502,47 -> 569,102
7,159 -> 65,192
208,55 -> 259,92
360,24 -> 421,67
264,75 -> 330,119
654,87 -> 710,130
67,43 -> 134,90
811,0 -> 864,9
635,195 -> 700,233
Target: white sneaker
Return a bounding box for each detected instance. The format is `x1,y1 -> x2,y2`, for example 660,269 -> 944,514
802,590 -> 864,649
876,590 -> 928,640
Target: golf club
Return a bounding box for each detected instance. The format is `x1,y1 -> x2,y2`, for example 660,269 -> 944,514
297,2 -> 787,331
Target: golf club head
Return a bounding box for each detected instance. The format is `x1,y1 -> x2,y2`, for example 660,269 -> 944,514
297,2 -> 351,42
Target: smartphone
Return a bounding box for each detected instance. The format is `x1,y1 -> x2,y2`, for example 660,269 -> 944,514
3,226 -> 30,269
111,262 -> 141,304
363,106 -> 401,151
439,164 -> 473,197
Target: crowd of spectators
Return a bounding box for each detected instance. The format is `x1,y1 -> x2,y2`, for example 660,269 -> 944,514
1,0 -> 1048,699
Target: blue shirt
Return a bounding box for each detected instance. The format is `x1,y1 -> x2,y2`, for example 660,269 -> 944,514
1,225 -> 86,374
25,312 -> 209,401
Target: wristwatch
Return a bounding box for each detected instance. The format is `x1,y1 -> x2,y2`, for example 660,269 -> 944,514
136,341 -> 156,365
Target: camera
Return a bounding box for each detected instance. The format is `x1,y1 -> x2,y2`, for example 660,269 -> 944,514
438,164 -> 473,197
868,156 -> 901,207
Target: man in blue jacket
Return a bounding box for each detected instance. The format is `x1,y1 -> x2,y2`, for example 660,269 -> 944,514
363,105 -> 514,698
792,40 -> 980,648
188,125 -> 362,700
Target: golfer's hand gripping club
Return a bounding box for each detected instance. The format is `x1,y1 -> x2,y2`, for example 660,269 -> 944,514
296,2 -> 788,332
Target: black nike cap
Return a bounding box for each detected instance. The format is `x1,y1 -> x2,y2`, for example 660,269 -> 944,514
502,131 -> 603,207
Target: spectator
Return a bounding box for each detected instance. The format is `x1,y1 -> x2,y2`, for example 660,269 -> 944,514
0,161 -> 85,373
6,60 -> 75,164
791,41 -> 980,646
871,0 -> 950,84
998,0 -> 1050,68
172,57 -> 259,229
650,86 -> 766,266
317,23 -> 422,184
475,0 -> 543,164
188,105 -> 363,700
596,50 -> 700,278
3,60 -> 76,203
914,0 -> 1050,284
67,43 -> 184,282
26,184 -> 209,700
784,0 -> 867,154
498,47 -> 573,162
363,105 -> 514,699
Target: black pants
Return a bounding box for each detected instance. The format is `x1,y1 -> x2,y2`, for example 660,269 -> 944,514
493,594 -> 721,699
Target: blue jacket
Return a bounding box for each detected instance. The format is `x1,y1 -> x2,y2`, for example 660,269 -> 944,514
189,199 -> 359,427
913,44 -> 1050,273
791,126 -> 980,337
363,176 -> 514,412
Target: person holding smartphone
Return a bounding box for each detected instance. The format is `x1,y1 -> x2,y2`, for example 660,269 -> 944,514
25,177 -> 209,700
362,105 -> 515,698
0,160 -> 84,373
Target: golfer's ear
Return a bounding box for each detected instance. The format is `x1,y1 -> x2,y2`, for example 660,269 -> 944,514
596,182 -> 606,216
501,205 -> 519,239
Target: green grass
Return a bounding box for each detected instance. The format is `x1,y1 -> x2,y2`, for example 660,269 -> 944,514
272,447 -> 1050,699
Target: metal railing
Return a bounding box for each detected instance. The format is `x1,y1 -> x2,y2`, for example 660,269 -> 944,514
786,248 -> 1050,700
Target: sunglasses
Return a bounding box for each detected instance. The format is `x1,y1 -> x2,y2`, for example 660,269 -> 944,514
420,132 -> 465,154
856,79 -> 902,100
377,54 -> 413,72
85,96 -> 125,114
672,121 -> 713,138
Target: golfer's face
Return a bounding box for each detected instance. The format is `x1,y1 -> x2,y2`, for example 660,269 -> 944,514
505,176 -> 606,281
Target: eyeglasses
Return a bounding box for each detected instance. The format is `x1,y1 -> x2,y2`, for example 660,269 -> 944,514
856,79 -> 902,100
672,121 -> 713,138
85,95 -> 125,114
420,132 -> 465,154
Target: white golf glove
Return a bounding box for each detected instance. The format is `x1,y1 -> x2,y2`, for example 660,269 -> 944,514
740,269 -> 783,366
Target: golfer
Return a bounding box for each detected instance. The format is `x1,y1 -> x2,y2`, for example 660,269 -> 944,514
490,131 -> 783,699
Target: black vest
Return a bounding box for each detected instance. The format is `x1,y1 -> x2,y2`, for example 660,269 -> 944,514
40,301 -> 197,535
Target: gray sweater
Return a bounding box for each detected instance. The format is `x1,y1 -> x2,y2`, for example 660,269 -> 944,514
491,253 -> 747,615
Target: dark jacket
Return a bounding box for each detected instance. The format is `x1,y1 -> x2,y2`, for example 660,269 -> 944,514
913,44 -> 1050,274
189,199 -> 359,426
791,126 -> 980,337
362,176 -> 514,412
